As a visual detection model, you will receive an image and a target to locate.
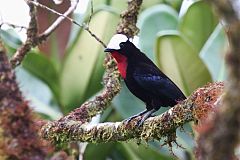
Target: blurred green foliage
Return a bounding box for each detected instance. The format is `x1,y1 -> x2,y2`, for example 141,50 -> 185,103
60,10 -> 119,113
1,0 -> 228,159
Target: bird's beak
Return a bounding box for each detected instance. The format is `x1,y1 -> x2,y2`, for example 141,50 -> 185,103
104,48 -> 116,52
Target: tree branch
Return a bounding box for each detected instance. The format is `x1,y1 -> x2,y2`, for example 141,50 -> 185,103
197,0 -> 240,159
30,0 -> 107,48
116,0 -> 142,37
36,0 -> 79,39
41,82 -> 224,143
10,0 -> 38,68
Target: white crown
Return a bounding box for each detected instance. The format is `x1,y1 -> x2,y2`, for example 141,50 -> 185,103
106,34 -> 128,50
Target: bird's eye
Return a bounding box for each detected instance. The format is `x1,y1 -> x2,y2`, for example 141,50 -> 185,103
119,42 -> 124,48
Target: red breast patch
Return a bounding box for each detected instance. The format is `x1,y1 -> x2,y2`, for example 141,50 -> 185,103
111,52 -> 128,78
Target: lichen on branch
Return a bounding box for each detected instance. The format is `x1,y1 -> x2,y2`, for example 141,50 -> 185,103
116,0 -> 143,37
41,82 -> 224,143
10,1 -> 38,68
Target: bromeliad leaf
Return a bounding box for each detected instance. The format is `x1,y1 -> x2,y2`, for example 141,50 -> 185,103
138,4 -> 178,59
22,52 -> 60,101
60,10 -> 119,113
200,24 -> 228,81
155,30 -> 212,95
179,1 -> 218,52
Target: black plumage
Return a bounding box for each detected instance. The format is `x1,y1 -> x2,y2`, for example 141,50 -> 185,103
105,39 -> 186,126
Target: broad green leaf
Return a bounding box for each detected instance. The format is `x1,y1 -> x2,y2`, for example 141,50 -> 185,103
121,143 -> 173,160
60,11 -> 119,112
22,52 -> 60,101
85,143 -> 128,160
175,124 -> 194,159
93,0 -> 109,6
138,4 -> 178,59
15,67 -> 62,119
155,30 -> 212,95
165,0 -> 183,11
0,29 -> 22,55
0,29 -> 22,49
179,1 -> 218,52
86,142 -> 172,160
26,95 -> 62,120
113,82 -> 170,119
110,0 -> 127,12
142,0 -> 162,10
179,0 -> 194,18
68,12 -> 85,46
113,82 -> 146,119
146,125 -> 194,159
100,105 -> 121,122
200,24 -> 228,81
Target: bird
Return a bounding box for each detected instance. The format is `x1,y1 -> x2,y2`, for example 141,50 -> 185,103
104,34 -> 186,126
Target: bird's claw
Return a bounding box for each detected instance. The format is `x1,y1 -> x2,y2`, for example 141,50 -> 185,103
136,118 -> 145,127
124,115 -> 139,124
137,114 -> 157,127
124,110 -> 148,124
124,116 -> 144,127
124,109 -> 157,127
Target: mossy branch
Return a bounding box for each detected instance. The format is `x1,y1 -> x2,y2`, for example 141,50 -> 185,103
41,82 -> 224,143
116,0 -> 143,37
10,0 -> 38,68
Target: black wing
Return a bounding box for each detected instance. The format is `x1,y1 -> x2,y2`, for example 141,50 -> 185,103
133,63 -> 186,101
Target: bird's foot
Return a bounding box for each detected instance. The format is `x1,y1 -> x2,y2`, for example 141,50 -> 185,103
136,109 -> 157,127
124,109 -> 148,124
124,115 -> 139,124
124,109 -> 157,127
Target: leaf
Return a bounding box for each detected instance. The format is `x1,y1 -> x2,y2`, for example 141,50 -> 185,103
0,29 -> 22,50
93,0 -> 110,6
179,1 -> 218,52
85,142 -> 173,160
67,13 -> 85,46
15,67 -> 62,119
142,0 -> 163,10
113,82 -> 146,119
22,52 -> 60,101
121,143 -> 173,160
155,30 -> 212,95
164,0 -> 183,11
60,11 -> 119,113
85,143 -> 128,160
110,0 -> 128,12
200,24 -> 228,81
178,0 -> 194,18
113,82 -> 170,119
176,125 -> 194,151
138,4 -> 178,59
